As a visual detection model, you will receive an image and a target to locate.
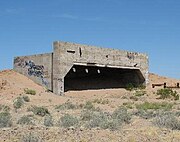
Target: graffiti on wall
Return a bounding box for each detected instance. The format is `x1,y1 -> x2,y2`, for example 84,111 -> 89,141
25,61 -> 44,77
15,58 -> 48,86
14,57 -> 26,67
24,60 -> 48,86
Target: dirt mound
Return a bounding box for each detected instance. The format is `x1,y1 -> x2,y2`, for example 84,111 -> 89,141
149,73 -> 179,86
0,70 -> 44,92
0,70 -> 180,142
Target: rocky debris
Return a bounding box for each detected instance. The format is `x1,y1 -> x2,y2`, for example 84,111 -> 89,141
0,79 -> 9,91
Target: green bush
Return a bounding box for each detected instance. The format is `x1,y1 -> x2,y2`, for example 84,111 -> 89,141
123,102 -> 134,109
112,107 -> 131,124
100,119 -> 119,131
154,112 -> 180,130
24,89 -> 36,95
85,109 -> 126,130
137,84 -> 146,90
157,88 -> 179,100
134,90 -> 146,97
44,115 -> 53,127
83,101 -> 95,110
13,97 -> 24,109
136,102 -> 173,111
130,96 -> 138,101
126,83 -> 135,91
80,110 -> 95,121
0,112 -> 12,128
59,114 -> 79,128
175,111 -> 180,117
30,106 -> 49,117
22,96 -> 30,102
21,133 -> 42,142
133,109 -> 157,119
86,111 -> 109,128
0,104 -> 10,112
171,91 -> 179,100
55,101 -> 77,110
81,108 -> 130,130
17,115 -> 33,125
93,99 -> 109,104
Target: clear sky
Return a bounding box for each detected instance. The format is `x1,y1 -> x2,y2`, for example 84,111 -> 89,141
0,0 -> 180,79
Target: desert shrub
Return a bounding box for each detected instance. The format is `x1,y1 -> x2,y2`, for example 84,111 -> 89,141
175,111 -> 180,117
100,119 -> 119,131
123,102 -> 134,109
81,109 -> 129,130
59,114 -> 79,128
126,83 -> 147,92
126,83 -> 146,91
154,112 -> 180,130
85,110 -> 123,130
17,115 -> 33,125
22,96 -> 30,102
44,115 -> 53,127
0,104 -> 10,112
136,102 -> 173,111
86,111 -> 108,128
0,112 -> 12,128
134,90 -> 146,97
30,106 -> 49,117
21,132 -> 42,142
137,84 -> 146,90
126,83 -> 135,91
95,112 -> 120,130
78,103 -> 84,109
24,89 -> 36,95
13,97 -> 24,109
133,109 -> 157,119
157,88 -> 179,100
80,110 -> 95,121
130,96 -> 138,101
83,101 -> 95,110
112,107 -> 131,124
93,99 -> 109,104
171,91 -> 179,100
55,101 -> 77,110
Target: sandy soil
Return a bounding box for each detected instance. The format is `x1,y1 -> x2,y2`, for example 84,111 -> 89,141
0,70 -> 180,142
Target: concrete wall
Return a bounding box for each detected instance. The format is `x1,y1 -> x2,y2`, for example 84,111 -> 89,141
13,41 -> 149,95
53,41 -> 149,95
14,53 -> 53,90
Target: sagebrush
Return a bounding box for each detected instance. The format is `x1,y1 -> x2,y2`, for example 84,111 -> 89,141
24,89 -> 36,95
29,106 -> 49,117
59,114 -> 79,128
0,112 -> 12,128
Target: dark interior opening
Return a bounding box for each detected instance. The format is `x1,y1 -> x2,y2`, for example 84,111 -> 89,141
64,65 -> 145,92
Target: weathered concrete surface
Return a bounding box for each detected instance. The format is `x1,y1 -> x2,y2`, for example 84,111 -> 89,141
14,41 -> 149,95
14,53 -> 53,90
53,41 -> 149,95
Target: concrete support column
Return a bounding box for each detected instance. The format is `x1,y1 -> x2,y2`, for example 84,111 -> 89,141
53,77 -> 64,95
57,78 -> 64,95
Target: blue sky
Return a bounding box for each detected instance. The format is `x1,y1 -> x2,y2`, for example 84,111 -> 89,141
0,0 -> 180,79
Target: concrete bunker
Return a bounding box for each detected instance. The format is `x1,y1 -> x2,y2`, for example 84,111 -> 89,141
64,64 -> 145,91
14,41 -> 149,95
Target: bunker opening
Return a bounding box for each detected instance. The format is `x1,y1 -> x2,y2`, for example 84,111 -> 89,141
64,65 -> 145,92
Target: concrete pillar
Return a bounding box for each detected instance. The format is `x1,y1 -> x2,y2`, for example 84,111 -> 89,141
58,78 -> 64,95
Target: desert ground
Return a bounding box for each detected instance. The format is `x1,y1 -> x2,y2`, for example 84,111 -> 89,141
0,70 -> 180,142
